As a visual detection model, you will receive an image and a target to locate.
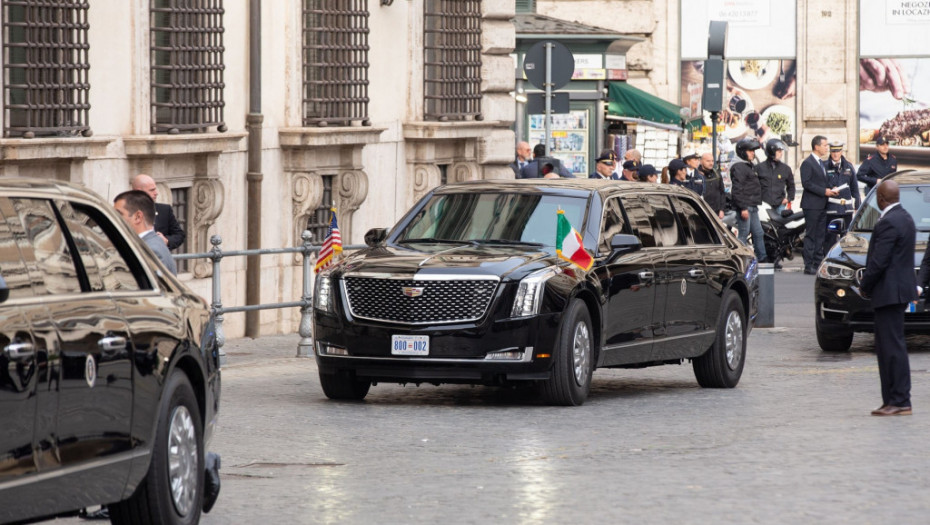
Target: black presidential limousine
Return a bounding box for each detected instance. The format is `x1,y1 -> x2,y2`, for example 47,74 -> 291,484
313,179 -> 759,406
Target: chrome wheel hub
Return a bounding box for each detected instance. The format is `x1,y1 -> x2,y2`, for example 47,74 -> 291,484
168,405 -> 198,517
572,321 -> 591,386
725,311 -> 744,371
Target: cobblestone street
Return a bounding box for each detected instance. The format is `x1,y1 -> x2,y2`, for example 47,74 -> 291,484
187,271 -> 929,524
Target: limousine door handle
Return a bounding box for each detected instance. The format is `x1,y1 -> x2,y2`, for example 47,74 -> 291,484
638,270 -> 654,281
98,336 -> 128,355
688,268 -> 705,278
3,341 -> 35,362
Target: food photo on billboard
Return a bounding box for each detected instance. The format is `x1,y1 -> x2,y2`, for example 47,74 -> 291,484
860,57 -> 930,162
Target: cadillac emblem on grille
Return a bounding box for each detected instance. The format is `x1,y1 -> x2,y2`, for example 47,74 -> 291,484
402,286 -> 425,297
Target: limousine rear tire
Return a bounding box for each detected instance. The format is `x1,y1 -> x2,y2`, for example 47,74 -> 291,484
540,299 -> 593,406
110,371 -> 204,525
319,370 -> 371,401
693,291 -> 745,388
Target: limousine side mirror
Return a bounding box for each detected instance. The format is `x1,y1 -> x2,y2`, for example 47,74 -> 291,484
365,228 -> 388,247
827,218 -> 846,234
0,276 -> 8,303
608,234 -> 642,262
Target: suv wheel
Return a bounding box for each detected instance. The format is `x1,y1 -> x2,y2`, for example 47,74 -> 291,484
319,371 -> 371,401
540,299 -> 594,406
815,305 -> 853,352
110,371 -> 204,525
693,290 -> 746,388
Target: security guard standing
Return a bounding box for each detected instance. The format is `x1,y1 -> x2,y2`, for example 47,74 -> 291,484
756,138 -> 796,213
857,135 -> 897,193
824,141 -> 862,252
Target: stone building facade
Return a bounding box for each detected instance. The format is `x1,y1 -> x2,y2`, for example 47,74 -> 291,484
0,0 -> 517,337
535,0 -> 869,166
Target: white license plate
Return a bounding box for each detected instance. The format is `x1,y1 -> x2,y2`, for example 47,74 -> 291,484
391,335 -> 429,356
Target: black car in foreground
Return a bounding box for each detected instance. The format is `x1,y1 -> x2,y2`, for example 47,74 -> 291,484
815,170 -> 930,351
313,180 -> 759,405
0,178 -> 221,524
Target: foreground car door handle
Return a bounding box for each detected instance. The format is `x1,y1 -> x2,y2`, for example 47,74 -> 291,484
688,268 -> 705,278
4,341 -> 35,362
98,336 -> 128,354
638,271 -> 654,281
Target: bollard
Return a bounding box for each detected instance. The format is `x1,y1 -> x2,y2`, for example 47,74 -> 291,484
297,230 -> 315,357
756,262 -> 775,328
209,235 -> 227,367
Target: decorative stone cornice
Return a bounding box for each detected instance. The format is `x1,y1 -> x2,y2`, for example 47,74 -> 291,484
123,133 -> 246,157
403,120 -> 507,141
0,137 -> 112,161
279,127 -> 386,148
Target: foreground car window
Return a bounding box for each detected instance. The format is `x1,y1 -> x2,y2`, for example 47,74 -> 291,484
0,199 -> 34,300
397,193 -> 588,251
9,198 -> 81,295
853,185 -> 930,231
65,203 -> 147,292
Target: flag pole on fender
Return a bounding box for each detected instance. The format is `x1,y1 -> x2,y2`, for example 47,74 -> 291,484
556,209 -> 593,271
314,206 -> 342,274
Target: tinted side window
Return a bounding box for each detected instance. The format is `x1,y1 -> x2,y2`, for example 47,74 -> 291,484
10,198 -> 81,295
0,198 -> 34,300
598,197 -> 629,255
645,195 -> 684,247
673,197 -> 720,245
65,203 -> 146,292
621,196 -> 656,248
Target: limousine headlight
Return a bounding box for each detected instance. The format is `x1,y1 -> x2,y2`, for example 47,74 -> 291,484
314,271 -> 335,312
818,261 -> 856,280
511,267 -> 560,318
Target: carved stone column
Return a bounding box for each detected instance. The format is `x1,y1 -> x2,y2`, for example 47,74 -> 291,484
412,163 -> 441,203
190,178 -> 225,278
334,169 -> 369,243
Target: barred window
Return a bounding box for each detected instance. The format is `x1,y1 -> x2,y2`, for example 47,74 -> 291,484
302,0 -> 370,127
423,0 -> 482,121
515,0 -> 535,13
150,0 -> 226,134
307,175 -> 334,243
170,187 -> 189,272
2,0 -> 91,138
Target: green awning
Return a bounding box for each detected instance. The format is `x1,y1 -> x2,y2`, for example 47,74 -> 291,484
607,82 -> 702,131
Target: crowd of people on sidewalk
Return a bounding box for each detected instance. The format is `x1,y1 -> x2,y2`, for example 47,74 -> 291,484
509,134 -> 887,270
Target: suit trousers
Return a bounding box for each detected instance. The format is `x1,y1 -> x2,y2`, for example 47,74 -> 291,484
873,303 -> 911,407
802,208 -> 826,270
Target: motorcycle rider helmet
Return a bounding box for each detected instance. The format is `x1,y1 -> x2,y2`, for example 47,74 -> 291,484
735,138 -> 761,161
765,138 -> 788,159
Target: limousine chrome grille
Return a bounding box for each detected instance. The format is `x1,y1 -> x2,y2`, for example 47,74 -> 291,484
342,276 -> 499,324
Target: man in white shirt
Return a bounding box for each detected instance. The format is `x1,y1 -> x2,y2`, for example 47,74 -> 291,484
114,190 -> 178,275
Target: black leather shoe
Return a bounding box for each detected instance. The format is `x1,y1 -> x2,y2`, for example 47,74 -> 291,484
871,405 -> 912,416
803,268 -> 816,275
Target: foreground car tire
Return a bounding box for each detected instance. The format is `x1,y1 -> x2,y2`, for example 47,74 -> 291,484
693,291 -> 746,388
319,371 -> 371,401
540,299 -> 594,406
815,307 -> 853,352
110,372 -> 204,525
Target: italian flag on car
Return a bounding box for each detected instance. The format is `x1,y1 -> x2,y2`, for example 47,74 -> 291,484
556,209 -> 593,271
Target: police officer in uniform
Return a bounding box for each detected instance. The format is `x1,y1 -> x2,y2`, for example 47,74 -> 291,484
824,140 -> 862,251
857,135 -> 897,193
589,149 -> 620,180
755,138 -> 796,214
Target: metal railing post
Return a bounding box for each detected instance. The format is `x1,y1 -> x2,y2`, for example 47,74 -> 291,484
297,230 -> 314,357
210,235 -> 227,366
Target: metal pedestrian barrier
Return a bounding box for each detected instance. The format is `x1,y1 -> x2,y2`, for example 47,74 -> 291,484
174,230 -> 365,364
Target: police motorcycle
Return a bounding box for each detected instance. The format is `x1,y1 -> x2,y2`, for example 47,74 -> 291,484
759,200 -> 805,268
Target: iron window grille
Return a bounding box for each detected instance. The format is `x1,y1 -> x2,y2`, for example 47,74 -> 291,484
423,0 -> 482,122
515,0 -> 535,13
302,0 -> 370,127
307,175 -> 334,243
2,0 -> 91,138
170,187 -> 189,272
150,0 -> 226,134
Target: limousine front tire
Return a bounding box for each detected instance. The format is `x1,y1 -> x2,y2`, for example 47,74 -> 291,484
693,291 -> 746,388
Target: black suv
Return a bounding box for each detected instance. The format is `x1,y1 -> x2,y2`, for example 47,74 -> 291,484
313,180 -> 759,405
0,178 -> 221,524
815,171 -> 930,351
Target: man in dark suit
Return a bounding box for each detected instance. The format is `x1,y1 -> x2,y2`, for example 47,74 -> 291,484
859,180 -> 914,416
519,144 -> 573,179
131,174 -> 186,251
508,141 -> 531,177
799,135 -> 838,274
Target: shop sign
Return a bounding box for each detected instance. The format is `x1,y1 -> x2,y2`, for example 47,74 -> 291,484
886,1 -> 930,23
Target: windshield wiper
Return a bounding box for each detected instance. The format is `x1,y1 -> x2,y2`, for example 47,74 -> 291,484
397,237 -> 474,245
468,239 -> 545,247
